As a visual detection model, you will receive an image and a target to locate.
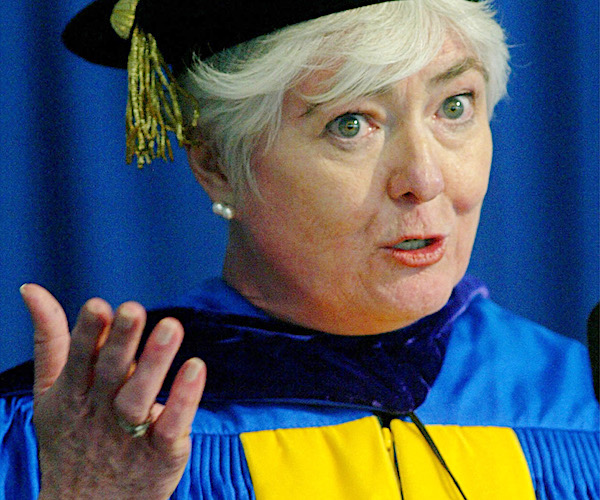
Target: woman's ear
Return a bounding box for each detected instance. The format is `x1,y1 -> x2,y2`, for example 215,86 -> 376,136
186,141 -> 234,203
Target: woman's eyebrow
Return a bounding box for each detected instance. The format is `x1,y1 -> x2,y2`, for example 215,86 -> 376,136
301,104 -> 320,117
428,57 -> 489,88
299,57 -> 488,117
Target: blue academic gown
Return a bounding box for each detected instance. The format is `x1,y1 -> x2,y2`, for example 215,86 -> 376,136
0,276 -> 598,499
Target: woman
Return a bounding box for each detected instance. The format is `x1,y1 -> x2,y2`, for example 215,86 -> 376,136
1,0 -> 598,498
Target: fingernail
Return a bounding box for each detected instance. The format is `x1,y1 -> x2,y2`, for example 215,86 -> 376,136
117,307 -> 136,330
155,320 -> 175,346
184,359 -> 204,383
86,300 -> 102,316
19,284 -> 29,297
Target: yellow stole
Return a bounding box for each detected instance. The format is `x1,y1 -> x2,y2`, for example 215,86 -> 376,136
240,416 -> 536,499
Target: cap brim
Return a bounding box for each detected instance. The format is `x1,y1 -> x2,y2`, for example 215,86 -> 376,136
62,0 -> 400,71
64,0 -> 483,72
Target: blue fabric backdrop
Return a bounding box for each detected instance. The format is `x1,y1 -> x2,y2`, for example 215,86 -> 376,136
1,0 -> 598,372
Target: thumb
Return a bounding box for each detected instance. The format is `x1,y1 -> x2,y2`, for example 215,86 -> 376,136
20,284 -> 70,399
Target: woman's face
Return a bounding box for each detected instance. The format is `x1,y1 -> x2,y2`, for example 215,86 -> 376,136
224,34 -> 492,335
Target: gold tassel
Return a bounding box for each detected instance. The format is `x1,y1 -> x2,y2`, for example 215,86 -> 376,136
110,0 -> 199,168
125,27 -> 199,168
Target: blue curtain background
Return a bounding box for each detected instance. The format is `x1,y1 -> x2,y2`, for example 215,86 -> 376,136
1,0 -> 598,372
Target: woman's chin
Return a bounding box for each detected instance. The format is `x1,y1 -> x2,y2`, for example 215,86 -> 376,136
372,271 -> 458,329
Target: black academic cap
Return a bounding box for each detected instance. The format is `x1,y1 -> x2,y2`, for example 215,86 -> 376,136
63,0 -> 482,71
63,0 -> 404,73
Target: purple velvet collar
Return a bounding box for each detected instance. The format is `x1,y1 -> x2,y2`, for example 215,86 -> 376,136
145,275 -> 488,414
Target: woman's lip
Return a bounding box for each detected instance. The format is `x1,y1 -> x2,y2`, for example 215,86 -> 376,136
383,236 -> 447,268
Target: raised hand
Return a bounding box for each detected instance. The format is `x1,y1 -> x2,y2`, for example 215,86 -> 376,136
20,284 -> 206,500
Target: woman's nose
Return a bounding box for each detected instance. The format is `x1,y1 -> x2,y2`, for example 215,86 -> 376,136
386,127 -> 445,203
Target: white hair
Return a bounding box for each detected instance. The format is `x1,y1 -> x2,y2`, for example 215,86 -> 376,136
181,0 -> 510,194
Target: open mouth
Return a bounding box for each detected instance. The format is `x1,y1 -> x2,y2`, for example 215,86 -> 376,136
386,236 -> 446,267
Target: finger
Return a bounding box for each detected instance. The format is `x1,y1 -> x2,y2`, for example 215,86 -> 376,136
63,297 -> 113,391
113,317 -> 184,425
91,302 -> 147,400
152,358 -> 206,450
21,284 -> 70,400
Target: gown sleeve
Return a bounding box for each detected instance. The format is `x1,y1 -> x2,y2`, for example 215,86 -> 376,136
0,361 -> 40,500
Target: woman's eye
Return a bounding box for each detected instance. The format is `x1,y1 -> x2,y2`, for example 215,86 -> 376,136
326,113 -> 371,139
439,94 -> 473,120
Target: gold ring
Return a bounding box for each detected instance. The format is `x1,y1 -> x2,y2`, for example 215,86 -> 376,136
115,413 -> 152,438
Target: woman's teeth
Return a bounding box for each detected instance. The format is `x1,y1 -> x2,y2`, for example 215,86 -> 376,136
393,239 -> 433,250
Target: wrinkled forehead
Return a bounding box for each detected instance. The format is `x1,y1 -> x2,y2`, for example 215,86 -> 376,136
291,31 -> 482,106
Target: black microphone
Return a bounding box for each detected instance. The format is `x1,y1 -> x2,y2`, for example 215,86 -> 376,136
588,303 -> 599,402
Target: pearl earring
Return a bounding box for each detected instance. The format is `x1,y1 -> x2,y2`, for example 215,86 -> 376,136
212,202 -> 235,221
